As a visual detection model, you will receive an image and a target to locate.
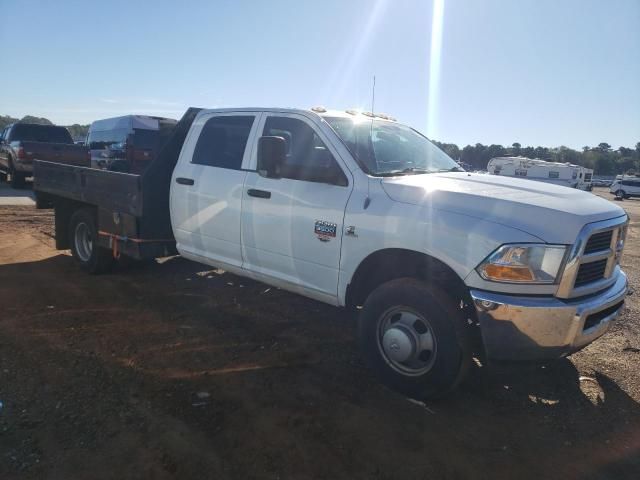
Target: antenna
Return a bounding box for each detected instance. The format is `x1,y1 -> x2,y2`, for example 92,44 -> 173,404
371,75 -> 376,114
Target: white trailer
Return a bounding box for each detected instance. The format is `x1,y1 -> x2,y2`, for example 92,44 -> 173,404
487,157 -> 593,190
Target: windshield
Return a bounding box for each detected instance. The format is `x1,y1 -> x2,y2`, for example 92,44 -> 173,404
324,116 -> 461,176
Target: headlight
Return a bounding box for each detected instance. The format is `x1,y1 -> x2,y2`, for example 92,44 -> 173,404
477,244 -> 567,284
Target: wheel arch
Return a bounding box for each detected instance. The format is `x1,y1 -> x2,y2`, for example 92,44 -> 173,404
345,248 -> 470,309
53,198 -> 96,250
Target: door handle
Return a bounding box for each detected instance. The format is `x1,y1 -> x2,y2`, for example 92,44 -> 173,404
247,188 -> 271,199
175,177 -> 194,186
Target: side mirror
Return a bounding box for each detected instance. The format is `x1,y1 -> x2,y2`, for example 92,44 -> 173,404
257,136 -> 286,179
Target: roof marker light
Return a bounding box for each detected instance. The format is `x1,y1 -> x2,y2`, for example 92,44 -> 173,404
311,106 -> 327,113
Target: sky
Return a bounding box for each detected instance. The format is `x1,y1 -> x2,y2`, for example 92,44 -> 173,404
0,0 -> 638,149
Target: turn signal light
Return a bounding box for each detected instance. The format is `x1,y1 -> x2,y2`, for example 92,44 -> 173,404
481,264 -> 535,282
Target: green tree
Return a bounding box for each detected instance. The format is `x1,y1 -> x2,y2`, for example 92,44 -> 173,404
20,115 -> 53,125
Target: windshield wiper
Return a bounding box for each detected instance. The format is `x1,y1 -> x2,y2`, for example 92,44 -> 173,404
375,167 -> 433,177
439,166 -> 464,172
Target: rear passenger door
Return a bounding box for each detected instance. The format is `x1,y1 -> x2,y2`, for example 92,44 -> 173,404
171,112 -> 260,269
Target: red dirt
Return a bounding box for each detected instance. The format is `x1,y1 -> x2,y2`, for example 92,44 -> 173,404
0,189 -> 639,479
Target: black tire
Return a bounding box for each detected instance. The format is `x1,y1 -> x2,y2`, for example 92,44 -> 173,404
615,190 -> 626,200
9,159 -> 25,189
68,208 -> 114,274
358,278 -> 472,400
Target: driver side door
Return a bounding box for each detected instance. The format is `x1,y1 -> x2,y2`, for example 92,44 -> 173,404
241,113 -> 353,304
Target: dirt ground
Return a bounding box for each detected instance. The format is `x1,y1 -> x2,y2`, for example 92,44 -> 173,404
0,186 -> 638,480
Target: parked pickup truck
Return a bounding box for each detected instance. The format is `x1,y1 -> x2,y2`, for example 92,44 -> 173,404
34,107 -> 629,399
0,123 -> 88,188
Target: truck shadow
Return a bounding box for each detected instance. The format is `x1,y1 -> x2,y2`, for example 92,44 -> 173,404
1,253 -> 638,479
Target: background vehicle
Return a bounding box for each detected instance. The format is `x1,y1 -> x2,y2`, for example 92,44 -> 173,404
610,176 -> 640,199
33,107 -> 628,399
487,156 -> 593,190
86,115 -> 177,174
0,123 -> 87,188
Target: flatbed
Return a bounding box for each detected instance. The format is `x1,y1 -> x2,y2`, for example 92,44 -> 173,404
34,108 -> 202,259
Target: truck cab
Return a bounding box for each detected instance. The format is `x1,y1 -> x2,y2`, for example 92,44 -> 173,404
167,108 -> 627,397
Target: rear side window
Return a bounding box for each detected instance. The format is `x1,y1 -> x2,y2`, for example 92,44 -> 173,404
132,129 -> 159,150
192,116 -> 254,169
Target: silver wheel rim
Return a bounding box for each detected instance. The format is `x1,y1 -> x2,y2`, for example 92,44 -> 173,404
377,306 -> 437,376
74,222 -> 93,262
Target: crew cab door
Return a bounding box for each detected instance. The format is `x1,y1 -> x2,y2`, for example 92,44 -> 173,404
170,112 -> 260,269
241,113 -> 352,303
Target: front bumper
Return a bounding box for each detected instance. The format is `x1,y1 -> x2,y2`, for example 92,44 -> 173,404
470,271 -> 627,361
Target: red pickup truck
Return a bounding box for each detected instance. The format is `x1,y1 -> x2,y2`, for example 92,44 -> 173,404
0,123 -> 88,188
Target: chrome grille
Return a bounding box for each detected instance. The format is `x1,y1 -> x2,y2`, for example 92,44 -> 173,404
556,216 -> 628,299
575,259 -> 608,287
584,230 -> 613,254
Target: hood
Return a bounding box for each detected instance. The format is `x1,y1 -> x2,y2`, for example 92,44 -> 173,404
380,172 -> 626,244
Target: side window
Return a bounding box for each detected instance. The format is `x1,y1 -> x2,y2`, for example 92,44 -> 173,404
192,116 -> 254,169
548,171 -> 559,178
4,126 -> 12,142
262,116 -> 347,186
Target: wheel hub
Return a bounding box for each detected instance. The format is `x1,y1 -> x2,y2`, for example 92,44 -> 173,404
377,306 -> 437,376
382,327 -> 415,362
74,222 -> 93,262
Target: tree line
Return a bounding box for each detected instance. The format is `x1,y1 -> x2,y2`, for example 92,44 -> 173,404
0,115 -> 89,141
432,140 -> 640,176
2,113 -> 638,175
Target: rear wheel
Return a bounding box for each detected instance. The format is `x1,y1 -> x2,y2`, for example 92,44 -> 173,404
358,278 -> 472,399
68,208 -> 114,274
9,159 -> 25,189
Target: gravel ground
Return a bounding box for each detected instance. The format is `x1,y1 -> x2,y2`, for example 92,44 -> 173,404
0,186 -> 638,479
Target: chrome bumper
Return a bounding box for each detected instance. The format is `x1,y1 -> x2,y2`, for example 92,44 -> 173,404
470,271 -> 627,361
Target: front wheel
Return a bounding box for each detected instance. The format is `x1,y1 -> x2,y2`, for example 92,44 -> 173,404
358,278 -> 472,400
615,190 -> 626,200
68,208 -> 115,274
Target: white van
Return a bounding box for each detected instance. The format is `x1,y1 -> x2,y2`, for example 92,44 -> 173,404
610,176 -> 640,199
